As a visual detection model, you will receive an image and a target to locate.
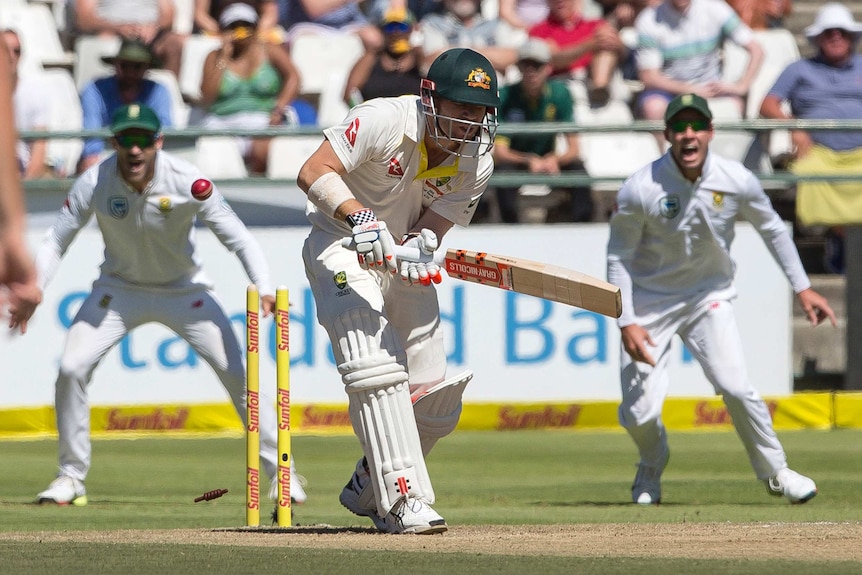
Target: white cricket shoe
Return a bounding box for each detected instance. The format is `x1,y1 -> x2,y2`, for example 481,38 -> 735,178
632,449 -> 669,505
382,496 -> 448,535
766,468 -> 818,504
36,476 -> 87,506
339,457 -> 387,532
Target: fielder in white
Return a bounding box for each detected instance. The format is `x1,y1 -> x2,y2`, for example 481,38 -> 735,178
607,94 -> 836,505
11,104 -> 306,508
296,48 -> 499,534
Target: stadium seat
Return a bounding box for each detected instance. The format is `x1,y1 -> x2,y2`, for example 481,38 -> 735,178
172,0 -> 195,35
73,35 -> 120,90
266,136 -> 324,180
195,137 -> 248,178
36,68 -> 84,178
178,34 -> 222,103
146,69 -> 191,129
0,2 -> 72,76
290,32 -> 364,98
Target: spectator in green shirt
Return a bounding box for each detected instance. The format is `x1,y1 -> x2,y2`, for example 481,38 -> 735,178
488,39 -> 591,223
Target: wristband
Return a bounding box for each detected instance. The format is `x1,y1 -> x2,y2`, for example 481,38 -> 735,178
307,172 -> 355,218
346,208 -> 377,227
401,232 -> 421,244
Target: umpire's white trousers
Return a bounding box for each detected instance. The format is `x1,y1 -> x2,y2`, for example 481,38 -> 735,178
53,279 -> 278,482
618,299 -> 787,479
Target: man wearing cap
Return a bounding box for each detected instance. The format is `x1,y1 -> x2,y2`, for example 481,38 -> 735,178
607,93 -> 835,506
760,2 -> 862,274
78,38 -> 174,174
489,38 -> 591,223
17,103 -> 307,509
296,47 -> 499,534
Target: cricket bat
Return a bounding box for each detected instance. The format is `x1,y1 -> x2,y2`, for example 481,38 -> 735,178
341,239 -> 622,318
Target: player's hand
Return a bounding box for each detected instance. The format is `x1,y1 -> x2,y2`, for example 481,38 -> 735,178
399,229 -> 442,286
620,324 -> 656,366
260,294 -> 276,318
797,288 -> 837,327
348,209 -> 397,273
5,284 -> 42,335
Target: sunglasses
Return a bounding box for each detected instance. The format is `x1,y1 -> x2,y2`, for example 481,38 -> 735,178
667,118 -> 711,133
115,134 -> 157,149
382,21 -> 411,35
118,60 -> 147,71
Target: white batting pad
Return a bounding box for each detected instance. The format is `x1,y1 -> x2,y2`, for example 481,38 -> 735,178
412,370 -> 473,455
348,382 -> 434,514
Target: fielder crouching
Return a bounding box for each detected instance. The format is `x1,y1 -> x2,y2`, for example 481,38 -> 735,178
296,48 -> 499,533
12,104 -> 306,509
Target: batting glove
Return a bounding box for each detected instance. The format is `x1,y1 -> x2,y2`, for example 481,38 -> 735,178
347,208 -> 397,273
400,229 -> 442,286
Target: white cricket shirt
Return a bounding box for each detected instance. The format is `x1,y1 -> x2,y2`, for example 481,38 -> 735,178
37,151 -> 274,295
312,95 -> 494,238
607,151 -> 810,327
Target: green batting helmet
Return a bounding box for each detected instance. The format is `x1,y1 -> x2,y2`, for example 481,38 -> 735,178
424,48 -> 501,108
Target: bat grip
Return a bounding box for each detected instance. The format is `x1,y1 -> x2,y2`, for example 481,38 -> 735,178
340,237 -> 445,265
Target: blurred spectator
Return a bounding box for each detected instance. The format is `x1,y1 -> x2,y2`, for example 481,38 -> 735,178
418,0 -> 521,73
368,0 -> 446,22
597,0 -> 661,28
194,0 -> 283,42
530,0 -> 627,108
760,2 -> 862,274
727,0 -> 792,30
3,29 -> 55,180
343,8 -> 423,106
634,0 -> 763,131
78,38 -> 173,173
200,3 -> 304,174
498,0 -> 549,31
488,39 -> 592,223
72,0 -> 186,77
278,0 -> 384,53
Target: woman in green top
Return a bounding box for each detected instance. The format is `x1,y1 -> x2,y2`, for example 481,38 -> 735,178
201,3 -> 301,173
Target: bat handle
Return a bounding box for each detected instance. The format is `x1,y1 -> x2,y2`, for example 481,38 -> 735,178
340,237 -> 445,265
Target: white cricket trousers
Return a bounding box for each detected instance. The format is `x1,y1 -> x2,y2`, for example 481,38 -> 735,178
53,279 -> 278,482
618,299 -> 787,480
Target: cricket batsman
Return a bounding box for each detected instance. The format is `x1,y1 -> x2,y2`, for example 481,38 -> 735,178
296,48 -> 499,533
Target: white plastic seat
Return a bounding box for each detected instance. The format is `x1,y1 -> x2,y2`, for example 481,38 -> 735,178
172,0 -> 195,35
178,34 -> 222,103
580,131 -> 662,190
195,137 -> 248,178
32,69 -> 83,177
146,69 -> 190,129
74,35 -> 120,90
266,136 -> 324,180
290,33 -> 364,98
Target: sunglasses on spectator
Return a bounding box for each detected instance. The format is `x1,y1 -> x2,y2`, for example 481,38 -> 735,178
382,21 -> 411,35
115,134 -> 158,149
821,28 -> 852,38
667,118 -> 711,133
518,60 -> 545,70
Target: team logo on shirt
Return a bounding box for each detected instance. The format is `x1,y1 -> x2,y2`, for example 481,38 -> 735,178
333,271 -> 349,293
342,118 -> 360,149
465,68 -> 492,91
109,196 -> 129,219
659,195 -> 680,219
158,197 -> 173,213
711,192 -> 725,210
422,177 -> 451,200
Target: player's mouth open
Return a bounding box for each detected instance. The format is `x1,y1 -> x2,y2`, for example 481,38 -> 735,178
680,144 -> 698,160
128,158 -> 145,174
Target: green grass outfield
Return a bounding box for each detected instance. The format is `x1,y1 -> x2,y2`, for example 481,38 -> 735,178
1,429 -> 861,574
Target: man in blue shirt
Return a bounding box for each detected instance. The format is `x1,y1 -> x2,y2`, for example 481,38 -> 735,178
78,39 -> 173,173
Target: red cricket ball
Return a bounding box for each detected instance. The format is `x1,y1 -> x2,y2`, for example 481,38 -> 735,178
191,178 -> 213,201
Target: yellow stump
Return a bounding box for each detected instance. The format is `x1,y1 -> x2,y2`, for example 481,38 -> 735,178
245,285 -> 261,527
275,286 -> 292,527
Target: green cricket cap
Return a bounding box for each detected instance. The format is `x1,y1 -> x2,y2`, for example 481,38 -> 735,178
664,93 -> 713,122
101,38 -> 158,66
110,104 -> 161,134
426,48 -> 501,108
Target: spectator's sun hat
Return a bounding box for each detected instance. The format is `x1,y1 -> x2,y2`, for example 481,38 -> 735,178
219,3 -> 259,28
517,39 -> 551,64
101,38 -> 157,66
110,104 -> 161,135
804,3 -> 862,41
664,93 -> 713,122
